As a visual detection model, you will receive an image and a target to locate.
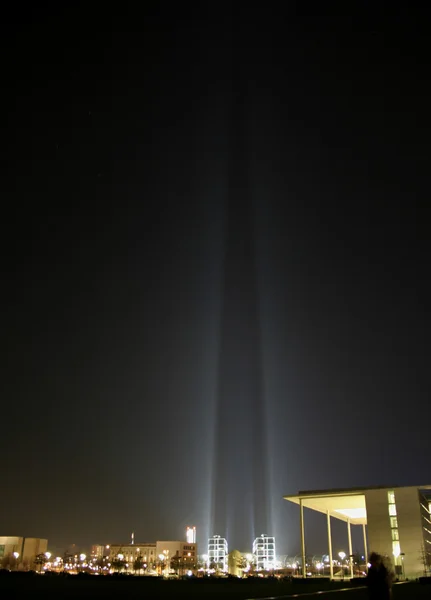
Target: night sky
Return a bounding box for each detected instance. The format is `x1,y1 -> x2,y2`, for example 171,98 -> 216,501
2,5 -> 430,557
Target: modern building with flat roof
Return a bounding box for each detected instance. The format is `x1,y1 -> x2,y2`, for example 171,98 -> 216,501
0,536 -> 48,569
208,535 -> 228,572
253,534 -> 276,571
108,542 -> 156,566
284,484 -> 431,580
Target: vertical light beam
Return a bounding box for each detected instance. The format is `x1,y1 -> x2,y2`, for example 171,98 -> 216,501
211,36 -> 269,550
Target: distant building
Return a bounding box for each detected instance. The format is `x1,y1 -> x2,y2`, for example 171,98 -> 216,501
186,526 -> 196,544
208,535 -> 228,571
0,536 -> 48,569
285,484 -> 431,580
253,535 -> 276,570
156,540 -> 197,572
107,540 -> 197,573
108,542 -> 156,567
91,545 -> 105,559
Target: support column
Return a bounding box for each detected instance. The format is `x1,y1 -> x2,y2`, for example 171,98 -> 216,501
362,524 -> 368,567
300,499 -> 306,578
327,510 -> 333,580
347,519 -> 353,578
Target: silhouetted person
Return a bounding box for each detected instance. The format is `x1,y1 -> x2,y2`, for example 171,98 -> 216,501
366,552 -> 393,600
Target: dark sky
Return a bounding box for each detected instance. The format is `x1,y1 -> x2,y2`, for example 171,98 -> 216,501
2,4 -> 430,557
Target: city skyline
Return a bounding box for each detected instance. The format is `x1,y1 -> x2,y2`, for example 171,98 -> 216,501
2,5 -> 430,556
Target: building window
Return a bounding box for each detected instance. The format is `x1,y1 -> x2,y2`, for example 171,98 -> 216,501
388,491 -> 396,505
392,541 -> 400,556
390,517 -> 398,528
391,529 -> 399,541
388,504 -> 397,516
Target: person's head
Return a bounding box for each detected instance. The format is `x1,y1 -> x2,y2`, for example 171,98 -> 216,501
369,552 -> 382,567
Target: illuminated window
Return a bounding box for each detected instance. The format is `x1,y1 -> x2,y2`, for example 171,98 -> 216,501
392,541 -> 400,556
390,517 -> 398,528
389,504 -> 397,516
391,529 -> 399,541
388,491 -> 396,504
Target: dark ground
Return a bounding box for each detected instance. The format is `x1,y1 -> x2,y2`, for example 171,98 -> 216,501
0,574 -> 429,599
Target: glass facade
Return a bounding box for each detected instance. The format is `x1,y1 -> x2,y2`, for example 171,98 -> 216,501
252,535 -> 276,570
388,490 -> 401,560
208,535 -> 228,572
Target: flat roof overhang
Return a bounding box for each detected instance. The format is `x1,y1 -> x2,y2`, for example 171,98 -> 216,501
284,484 -> 431,526
284,491 -> 367,525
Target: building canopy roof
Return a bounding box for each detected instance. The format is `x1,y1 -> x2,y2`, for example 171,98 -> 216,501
284,484 -> 431,526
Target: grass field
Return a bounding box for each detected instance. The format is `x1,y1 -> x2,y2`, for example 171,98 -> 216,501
0,574 -> 429,599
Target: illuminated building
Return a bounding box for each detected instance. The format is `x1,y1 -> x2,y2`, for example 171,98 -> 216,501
186,526 -> 196,544
253,534 -> 276,570
0,536 -> 48,569
208,535 -> 228,571
91,544 -> 104,559
108,542 -> 156,567
285,484 -> 431,580
107,540 -> 197,573
156,541 -> 197,562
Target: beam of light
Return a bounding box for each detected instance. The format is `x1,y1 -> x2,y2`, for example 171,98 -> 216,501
210,46 -> 272,552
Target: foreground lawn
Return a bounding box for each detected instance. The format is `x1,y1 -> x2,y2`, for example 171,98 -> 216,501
0,574 -> 429,599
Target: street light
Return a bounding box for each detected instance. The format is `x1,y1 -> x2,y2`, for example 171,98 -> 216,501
163,549 -> 170,577
338,552 -> 346,578
158,553 -> 165,576
400,553 -> 405,580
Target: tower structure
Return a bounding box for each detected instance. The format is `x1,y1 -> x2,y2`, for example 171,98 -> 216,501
186,526 -> 196,544
208,535 -> 228,572
253,534 -> 276,570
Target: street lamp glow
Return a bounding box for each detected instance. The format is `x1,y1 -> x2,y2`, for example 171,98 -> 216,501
13,552 -> 19,559
117,553 -> 124,560
45,552 -> 52,560
79,554 -> 86,561
338,552 -> 346,560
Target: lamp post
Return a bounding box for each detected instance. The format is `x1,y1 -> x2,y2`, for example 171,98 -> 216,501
400,553 -> 405,581
158,554 -> 165,577
338,552 -> 346,579
163,549 -> 169,577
